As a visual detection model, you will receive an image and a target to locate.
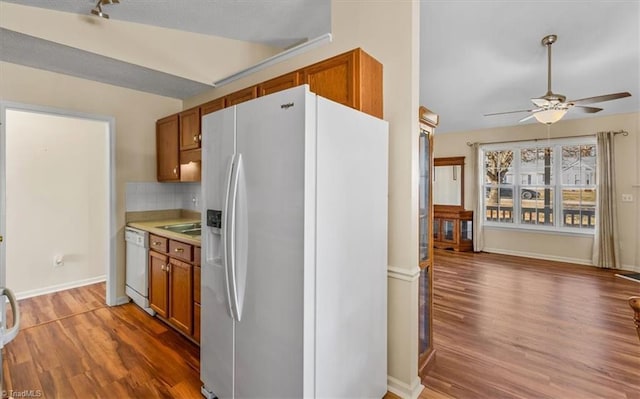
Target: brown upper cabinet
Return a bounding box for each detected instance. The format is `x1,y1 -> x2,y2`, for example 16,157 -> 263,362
201,97 -> 226,116
156,114 -> 180,182
302,48 -> 383,119
156,48 -> 383,182
179,107 -> 201,151
226,86 -> 258,106
258,71 -> 301,97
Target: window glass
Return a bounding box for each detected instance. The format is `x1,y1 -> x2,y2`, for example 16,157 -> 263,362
481,138 -> 596,233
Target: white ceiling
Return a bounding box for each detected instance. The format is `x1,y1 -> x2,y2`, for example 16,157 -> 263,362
421,1 -> 639,133
0,1 -> 638,133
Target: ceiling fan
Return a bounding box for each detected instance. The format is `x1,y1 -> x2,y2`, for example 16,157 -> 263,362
485,34 -> 631,125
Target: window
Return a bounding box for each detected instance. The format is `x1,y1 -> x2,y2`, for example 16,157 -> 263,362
481,137 -> 596,233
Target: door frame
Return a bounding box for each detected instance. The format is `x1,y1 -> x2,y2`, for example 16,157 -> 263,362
0,101 -> 117,306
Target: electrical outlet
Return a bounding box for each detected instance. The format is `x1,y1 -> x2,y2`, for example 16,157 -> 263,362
621,193 -> 633,202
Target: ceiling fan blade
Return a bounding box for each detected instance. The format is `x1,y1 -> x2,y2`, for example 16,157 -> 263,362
484,108 -> 537,117
519,114 -> 537,122
573,105 -> 603,113
568,92 -> 631,105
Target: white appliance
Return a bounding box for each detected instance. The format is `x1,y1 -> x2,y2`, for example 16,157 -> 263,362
1,287 -> 20,388
200,85 -> 388,399
125,226 -> 155,315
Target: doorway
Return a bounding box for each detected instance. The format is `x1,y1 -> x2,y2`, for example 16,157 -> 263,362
0,102 -> 116,305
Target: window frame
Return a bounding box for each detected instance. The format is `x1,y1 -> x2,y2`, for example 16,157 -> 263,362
481,136 -> 597,235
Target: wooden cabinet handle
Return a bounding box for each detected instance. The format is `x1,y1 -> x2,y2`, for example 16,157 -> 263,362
174,248 -> 184,253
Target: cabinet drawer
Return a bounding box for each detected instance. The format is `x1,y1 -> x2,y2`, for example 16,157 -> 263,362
170,239 -> 192,262
149,234 -> 168,253
194,265 -> 201,304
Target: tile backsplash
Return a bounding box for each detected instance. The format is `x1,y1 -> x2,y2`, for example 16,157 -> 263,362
125,182 -> 201,212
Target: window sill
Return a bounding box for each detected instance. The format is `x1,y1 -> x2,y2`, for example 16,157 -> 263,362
483,223 -> 595,237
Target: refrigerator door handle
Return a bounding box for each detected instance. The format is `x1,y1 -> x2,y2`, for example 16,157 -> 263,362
1,287 -> 20,347
222,153 -> 237,320
227,153 -> 243,322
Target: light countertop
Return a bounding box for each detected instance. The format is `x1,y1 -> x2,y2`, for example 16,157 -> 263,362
126,210 -> 201,246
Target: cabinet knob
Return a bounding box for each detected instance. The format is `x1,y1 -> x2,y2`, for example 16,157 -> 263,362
153,241 -> 161,246
193,135 -> 198,143
173,167 -> 178,175
198,134 -> 202,141
166,264 -> 171,273
174,248 -> 184,253
161,264 -> 166,271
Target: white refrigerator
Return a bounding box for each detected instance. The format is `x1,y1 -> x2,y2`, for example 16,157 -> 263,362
200,85 -> 388,399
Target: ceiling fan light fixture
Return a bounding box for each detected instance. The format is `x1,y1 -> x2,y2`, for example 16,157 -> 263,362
91,4 -> 109,18
91,0 -> 118,19
533,109 -> 567,125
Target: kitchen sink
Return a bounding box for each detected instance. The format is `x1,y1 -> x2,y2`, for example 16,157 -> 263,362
159,222 -> 201,236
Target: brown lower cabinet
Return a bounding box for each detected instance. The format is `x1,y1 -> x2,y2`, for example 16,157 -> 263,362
149,251 -> 169,318
149,235 -> 200,341
168,257 -> 193,335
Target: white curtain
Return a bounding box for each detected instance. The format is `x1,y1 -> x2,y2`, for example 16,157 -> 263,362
472,143 -> 484,252
592,131 -> 621,269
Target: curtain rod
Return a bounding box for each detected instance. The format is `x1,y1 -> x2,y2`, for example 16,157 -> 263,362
466,130 -> 628,147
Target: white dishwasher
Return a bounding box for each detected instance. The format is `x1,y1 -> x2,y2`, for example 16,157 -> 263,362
125,227 -> 155,315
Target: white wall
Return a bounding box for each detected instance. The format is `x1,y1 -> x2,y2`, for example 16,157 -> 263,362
434,112 -> 640,271
0,61 -> 182,304
6,110 -> 108,298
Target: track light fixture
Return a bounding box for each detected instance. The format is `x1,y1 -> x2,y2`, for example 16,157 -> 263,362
91,0 -> 119,19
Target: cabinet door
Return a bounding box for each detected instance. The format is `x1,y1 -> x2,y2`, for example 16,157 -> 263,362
193,303 -> 201,343
201,98 -> 225,116
179,107 -> 201,151
226,86 -> 258,106
149,251 -> 169,318
302,51 -> 355,110
258,72 -> 300,97
168,258 -> 193,335
442,219 -> 455,242
156,114 -> 180,181
193,265 -> 201,304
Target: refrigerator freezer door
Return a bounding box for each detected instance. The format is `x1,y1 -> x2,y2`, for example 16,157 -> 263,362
201,107 -> 236,399
314,97 -> 388,398
233,86 -> 313,398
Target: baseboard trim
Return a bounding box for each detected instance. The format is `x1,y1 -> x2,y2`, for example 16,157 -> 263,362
116,296 -> 131,306
387,266 -> 421,282
482,247 -> 593,266
621,264 -> 640,272
387,375 -> 424,399
15,275 -> 106,300
483,248 -> 640,272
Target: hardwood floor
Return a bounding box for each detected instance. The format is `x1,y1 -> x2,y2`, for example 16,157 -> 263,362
3,283 -> 200,398
4,251 -> 639,399
423,250 -> 640,399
